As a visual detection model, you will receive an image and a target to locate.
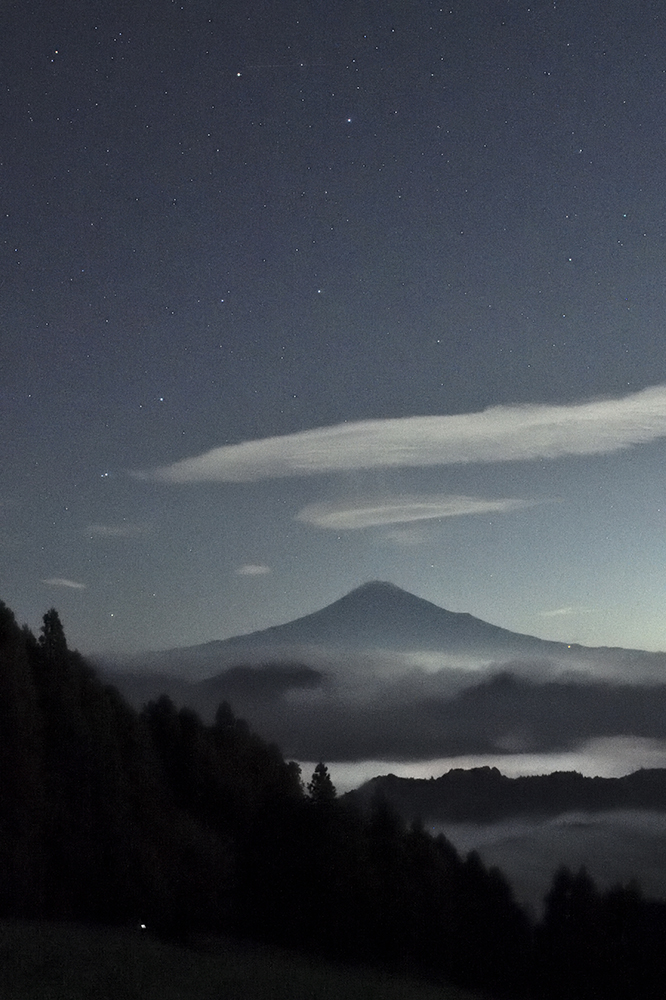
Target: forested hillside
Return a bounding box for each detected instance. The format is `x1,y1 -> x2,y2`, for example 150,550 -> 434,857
1,599 -> 665,998
348,766 -> 666,823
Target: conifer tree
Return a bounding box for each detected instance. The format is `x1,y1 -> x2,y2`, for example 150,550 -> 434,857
307,762 -> 336,804
38,608 -> 68,665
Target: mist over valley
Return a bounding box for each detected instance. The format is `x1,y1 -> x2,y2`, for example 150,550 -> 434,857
439,809 -> 666,916
103,582 -> 666,765
99,582 -> 666,912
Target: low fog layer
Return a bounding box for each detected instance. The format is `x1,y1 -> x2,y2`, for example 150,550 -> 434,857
436,811 -> 666,916
314,736 -> 666,794
101,582 -> 666,764
105,581 -> 666,686
106,652 -> 666,763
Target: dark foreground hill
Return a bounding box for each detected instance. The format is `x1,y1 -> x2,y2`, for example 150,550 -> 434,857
0,598 -> 533,997
347,769 -> 666,915
5,596 -> 666,999
0,921 -> 475,1000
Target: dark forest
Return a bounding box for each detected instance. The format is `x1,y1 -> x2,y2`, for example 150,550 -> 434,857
1,598 -> 665,999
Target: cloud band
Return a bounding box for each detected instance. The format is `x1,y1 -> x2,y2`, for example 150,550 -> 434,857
135,385 -> 666,484
297,495 -> 533,530
42,578 -> 86,590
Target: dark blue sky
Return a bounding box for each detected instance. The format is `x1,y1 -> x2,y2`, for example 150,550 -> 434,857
4,0 -> 666,654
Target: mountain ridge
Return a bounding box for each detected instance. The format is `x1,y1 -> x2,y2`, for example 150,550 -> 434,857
101,581 -> 666,762
346,765 -> 666,823
110,580 -> 666,682
207,580 -> 576,654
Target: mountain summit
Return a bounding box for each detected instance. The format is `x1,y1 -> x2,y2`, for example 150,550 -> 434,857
122,580 -> 586,679
214,580 -> 573,657
109,580 -> 666,683
105,581 -> 666,761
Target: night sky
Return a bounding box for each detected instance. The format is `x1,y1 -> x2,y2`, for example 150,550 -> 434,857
4,0 -> 666,657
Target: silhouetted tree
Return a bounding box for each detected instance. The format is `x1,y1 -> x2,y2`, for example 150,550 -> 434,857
307,762 -> 336,804
0,602 -> 45,915
38,608 -> 68,666
536,865 -> 602,998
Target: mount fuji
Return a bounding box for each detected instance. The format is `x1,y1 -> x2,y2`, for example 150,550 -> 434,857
100,582 -> 666,762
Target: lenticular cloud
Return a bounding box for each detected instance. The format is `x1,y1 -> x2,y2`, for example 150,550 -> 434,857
42,578 -> 86,590
136,385 -> 666,484
296,495 -> 532,530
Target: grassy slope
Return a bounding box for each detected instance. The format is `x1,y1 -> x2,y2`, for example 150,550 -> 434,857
0,921 -> 483,1000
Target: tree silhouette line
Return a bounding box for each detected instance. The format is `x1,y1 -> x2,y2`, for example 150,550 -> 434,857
0,599 -> 664,998
348,764 -> 666,822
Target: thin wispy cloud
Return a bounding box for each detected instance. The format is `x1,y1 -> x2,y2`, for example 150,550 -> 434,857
236,564 -> 271,576
42,578 -> 86,590
297,495 -> 533,530
541,606 -> 593,618
134,385 -> 666,483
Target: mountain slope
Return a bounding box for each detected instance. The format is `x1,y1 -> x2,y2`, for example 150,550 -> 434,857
115,581 -> 578,675
202,580 -> 573,655
346,766 -> 666,824
111,580 -> 666,682
100,582 -> 666,762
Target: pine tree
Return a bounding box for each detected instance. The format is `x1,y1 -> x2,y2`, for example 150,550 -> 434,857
38,608 -> 68,665
307,762 -> 336,804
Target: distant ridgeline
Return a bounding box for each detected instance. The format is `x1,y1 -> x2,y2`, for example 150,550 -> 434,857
347,767 -> 666,824
3,597 -> 666,1000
